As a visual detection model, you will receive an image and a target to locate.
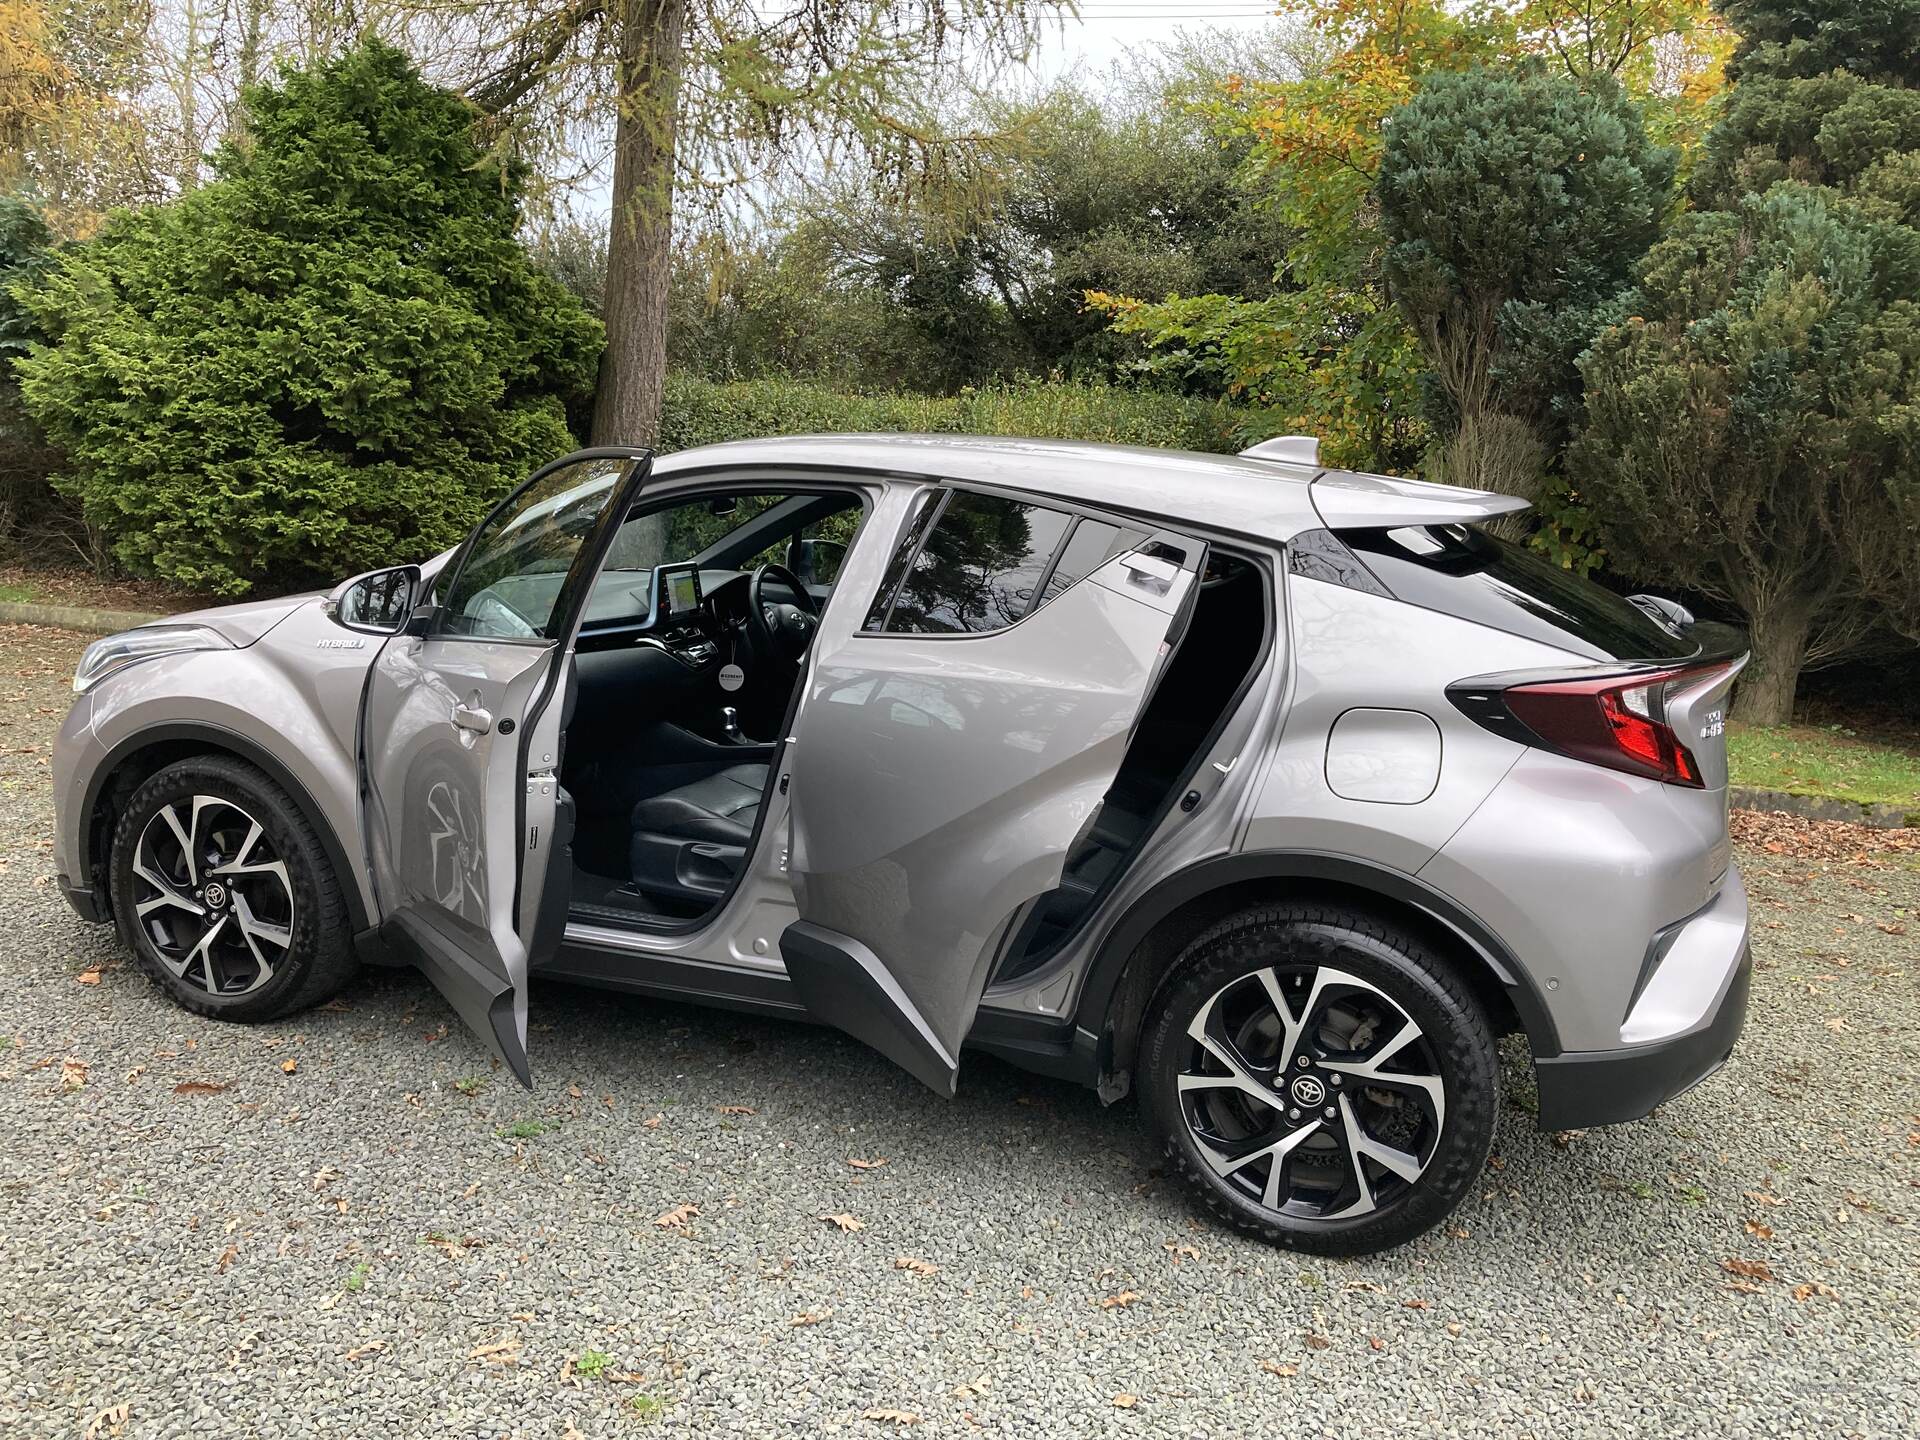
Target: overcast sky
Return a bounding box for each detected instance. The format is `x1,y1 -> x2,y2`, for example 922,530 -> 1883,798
1025,2 -> 1278,79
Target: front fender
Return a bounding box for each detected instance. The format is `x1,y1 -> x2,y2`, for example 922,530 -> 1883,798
78,600 -> 379,929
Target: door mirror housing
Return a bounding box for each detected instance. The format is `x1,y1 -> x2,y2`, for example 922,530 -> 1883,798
324,565 -> 422,635
788,537 -> 848,587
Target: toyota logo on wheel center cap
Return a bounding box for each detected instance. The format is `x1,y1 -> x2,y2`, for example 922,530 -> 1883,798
1289,1074 -> 1327,1108
202,882 -> 228,910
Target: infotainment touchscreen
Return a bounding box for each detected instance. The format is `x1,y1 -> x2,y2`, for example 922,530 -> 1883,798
654,564 -> 703,619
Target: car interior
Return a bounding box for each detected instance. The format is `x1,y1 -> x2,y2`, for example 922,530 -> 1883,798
558,482 -> 1270,964
561,487 -> 866,924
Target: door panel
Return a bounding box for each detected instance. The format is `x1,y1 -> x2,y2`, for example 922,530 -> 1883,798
783,543 -> 1199,1094
360,449 -> 652,1084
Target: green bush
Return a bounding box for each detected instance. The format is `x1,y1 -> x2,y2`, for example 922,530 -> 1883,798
657,374 -> 1251,455
13,40 -> 601,596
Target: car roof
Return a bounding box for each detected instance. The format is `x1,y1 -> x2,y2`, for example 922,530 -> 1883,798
651,433 -> 1524,540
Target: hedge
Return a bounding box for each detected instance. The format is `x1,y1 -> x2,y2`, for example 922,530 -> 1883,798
656,374 -> 1257,456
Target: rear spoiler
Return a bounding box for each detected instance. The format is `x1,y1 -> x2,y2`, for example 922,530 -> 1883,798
1308,468 -> 1532,531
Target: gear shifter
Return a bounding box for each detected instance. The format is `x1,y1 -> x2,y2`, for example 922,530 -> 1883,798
720,705 -> 743,743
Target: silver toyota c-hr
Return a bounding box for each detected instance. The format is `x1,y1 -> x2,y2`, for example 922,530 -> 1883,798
50,435 -> 1751,1255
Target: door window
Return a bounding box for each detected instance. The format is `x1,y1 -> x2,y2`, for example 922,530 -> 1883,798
439,454 -> 633,640
881,492 -> 1076,635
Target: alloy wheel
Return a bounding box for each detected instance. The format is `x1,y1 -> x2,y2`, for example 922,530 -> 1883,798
130,795 -> 295,997
1177,964 -> 1446,1220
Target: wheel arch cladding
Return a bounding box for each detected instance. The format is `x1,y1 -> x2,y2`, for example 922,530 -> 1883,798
80,724 -> 372,935
1079,850 -> 1561,1089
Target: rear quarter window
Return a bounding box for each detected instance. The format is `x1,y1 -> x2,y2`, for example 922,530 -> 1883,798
1338,524 -> 1695,661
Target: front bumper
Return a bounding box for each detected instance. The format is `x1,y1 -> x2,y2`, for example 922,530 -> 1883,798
58,874 -> 110,924
1533,939 -> 1751,1130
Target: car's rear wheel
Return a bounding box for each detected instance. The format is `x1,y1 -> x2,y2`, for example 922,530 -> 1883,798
109,755 -> 356,1022
1139,903 -> 1496,1256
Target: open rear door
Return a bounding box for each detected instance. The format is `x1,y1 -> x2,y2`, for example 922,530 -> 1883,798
361,448 -> 653,1084
782,520 -> 1204,1095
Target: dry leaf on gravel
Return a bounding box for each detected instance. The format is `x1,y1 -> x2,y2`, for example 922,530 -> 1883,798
280,1058 -> 298,1074
1722,1257 -> 1773,1282
790,1308 -> 833,1326
1744,1190 -> 1785,1206
60,1057 -> 87,1091
654,1204 -> 698,1229
1793,1281 -> 1839,1301
642,1112 -> 664,1129
172,1080 -> 229,1096
1744,1220 -> 1775,1239
1164,1242 -> 1199,1264
1112,1394 -> 1139,1408
1259,1360 -> 1298,1378
951,1376 -> 991,1399
1099,1290 -> 1141,1309
848,1156 -> 889,1170
82,1403 -> 130,1440
215,1244 -> 237,1273
821,1212 -> 864,1232
861,1408 -> 920,1426
344,1340 -> 385,1362
75,968 -> 101,986
469,1338 -> 521,1367
1730,808 -> 1920,863
1304,1334 -> 1332,1350
716,1104 -> 756,1115
893,1256 -> 937,1276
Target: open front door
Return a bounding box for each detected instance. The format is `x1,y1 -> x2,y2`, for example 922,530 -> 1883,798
361,448 -> 653,1085
783,502 -> 1204,1096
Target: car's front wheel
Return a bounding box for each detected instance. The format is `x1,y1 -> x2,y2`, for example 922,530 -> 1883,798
1139,903 -> 1496,1256
109,754 -> 356,1022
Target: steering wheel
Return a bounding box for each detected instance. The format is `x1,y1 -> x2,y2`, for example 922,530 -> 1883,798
746,563 -> 819,665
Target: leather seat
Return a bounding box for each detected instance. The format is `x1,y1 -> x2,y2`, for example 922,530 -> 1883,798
628,764 -> 768,902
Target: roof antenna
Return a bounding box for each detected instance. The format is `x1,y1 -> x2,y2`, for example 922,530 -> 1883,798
1240,435 -> 1321,467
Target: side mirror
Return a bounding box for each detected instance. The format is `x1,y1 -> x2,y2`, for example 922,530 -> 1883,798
788,538 -> 848,586
324,565 -> 422,636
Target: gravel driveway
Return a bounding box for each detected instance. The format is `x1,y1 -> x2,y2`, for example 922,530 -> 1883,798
1,622 -> 1914,1439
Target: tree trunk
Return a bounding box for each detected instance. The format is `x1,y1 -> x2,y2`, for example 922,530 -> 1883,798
1736,603 -> 1811,727
591,0 -> 687,447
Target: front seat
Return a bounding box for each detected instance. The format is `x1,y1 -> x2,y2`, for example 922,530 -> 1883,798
627,763 -> 769,906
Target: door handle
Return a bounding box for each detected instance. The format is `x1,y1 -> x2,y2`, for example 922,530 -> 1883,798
452,700 -> 493,735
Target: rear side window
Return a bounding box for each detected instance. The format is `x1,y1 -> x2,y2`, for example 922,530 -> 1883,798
881,492 -> 1076,634
1339,524 -> 1694,661
862,490 -> 943,630
1034,518 -> 1151,609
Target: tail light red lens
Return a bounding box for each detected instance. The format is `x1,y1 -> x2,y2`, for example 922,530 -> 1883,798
1501,669 -> 1710,787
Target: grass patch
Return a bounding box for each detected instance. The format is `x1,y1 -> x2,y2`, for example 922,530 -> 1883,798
575,1349 -> 611,1380
627,1394 -> 670,1423
343,1262 -> 370,1293
0,581 -> 37,603
453,1075 -> 488,1097
1728,723 -> 1920,810
494,1118 -> 556,1140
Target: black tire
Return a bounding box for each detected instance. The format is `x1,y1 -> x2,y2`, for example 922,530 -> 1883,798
109,754 -> 357,1022
1139,903 -> 1496,1256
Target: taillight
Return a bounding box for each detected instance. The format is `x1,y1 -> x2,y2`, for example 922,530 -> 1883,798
1455,665 -> 1732,787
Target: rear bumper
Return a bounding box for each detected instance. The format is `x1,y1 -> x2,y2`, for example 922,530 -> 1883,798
1533,939 -> 1751,1130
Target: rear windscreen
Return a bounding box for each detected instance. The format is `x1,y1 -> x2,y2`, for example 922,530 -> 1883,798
1339,524 -> 1696,661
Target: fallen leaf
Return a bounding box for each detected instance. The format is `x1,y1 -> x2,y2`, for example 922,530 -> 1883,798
1099,1290 -> 1141,1309
1743,1220 -> 1774,1240
344,1340 -> 386,1362
951,1376 -> 991,1399
60,1056 -> 87,1091
716,1104 -> 756,1115
469,1338 -> 521,1367
173,1080 -> 229,1096
1164,1241 -> 1200,1264
1445,1322 -> 1464,1337
75,968 -> 102,986
1744,1190 -> 1785,1207
567,1084 -> 584,1098
642,1112 -> 664,1129
847,1156 -> 889,1170
820,1212 -> 864,1233
861,1408 -> 920,1426
311,1166 -> 340,1192
1259,1360 -> 1298,1378
1304,1334 -> 1332,1350
1369,1336 -> 1386,1351
893,1256 -> 937,1277
215,1244 -> 238,1273
1722,1257 -> 1773,1282
653,1203 -> 698,1229
280,1058 -> 298,1074
82,1403 -> 130,1440
789,1308 -> 833,1326
1403,1298 -> 1432,1310
1112,1394 -> 1138,1409
1792,1281 -> 1838,1301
